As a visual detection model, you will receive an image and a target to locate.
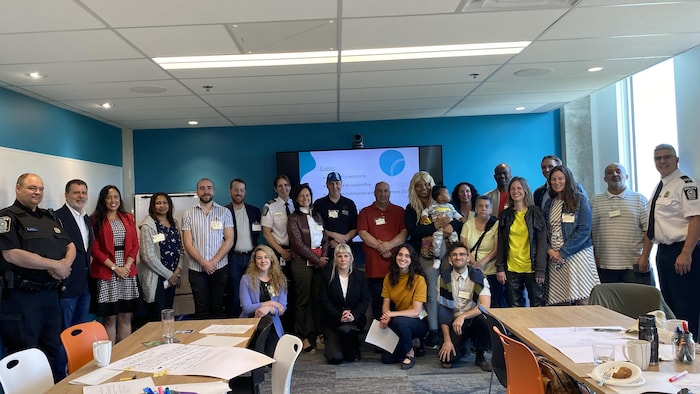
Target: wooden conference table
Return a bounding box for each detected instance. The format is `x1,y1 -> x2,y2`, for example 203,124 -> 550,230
50,317 -> 260,393
490,305 -> 699,394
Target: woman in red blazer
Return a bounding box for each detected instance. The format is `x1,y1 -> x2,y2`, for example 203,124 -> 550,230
91,185 -> 139,342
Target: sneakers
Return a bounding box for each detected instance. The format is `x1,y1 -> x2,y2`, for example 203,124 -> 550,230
475,358 -> 492,372
424,330 -> 439,350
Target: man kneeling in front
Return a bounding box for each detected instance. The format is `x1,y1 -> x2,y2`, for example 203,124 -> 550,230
437,242 -> 492,371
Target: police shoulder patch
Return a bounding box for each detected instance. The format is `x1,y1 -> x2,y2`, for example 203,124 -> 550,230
262,204 -> 270,217
684,186 -> 698,200
0,216 -> 11,233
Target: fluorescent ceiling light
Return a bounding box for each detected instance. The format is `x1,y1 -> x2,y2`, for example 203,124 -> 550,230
153,42 -> 530,70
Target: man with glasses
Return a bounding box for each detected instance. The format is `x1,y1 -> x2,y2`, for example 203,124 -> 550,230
437,242 -> 492,371
647,144 -> 700,337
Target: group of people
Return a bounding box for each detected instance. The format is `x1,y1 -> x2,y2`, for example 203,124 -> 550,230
1,142 -> 699,381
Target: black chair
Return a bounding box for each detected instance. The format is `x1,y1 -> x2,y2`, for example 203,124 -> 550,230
229,315 -> 274,394
589,283 -> 676,319
478,305 -> 507,394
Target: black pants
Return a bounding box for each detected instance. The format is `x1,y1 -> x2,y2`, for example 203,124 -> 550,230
227,252 -> 252,317
441,315 -> 490,364
147,276 -> 177,321
505,271 -> 544,307
657,242 -> 700,337
367,278 -> 384,321
189,267 -> 229,319
0,288 -> 62,382
322,323 -> 362,364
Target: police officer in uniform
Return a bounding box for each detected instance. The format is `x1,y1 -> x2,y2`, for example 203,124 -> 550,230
0,173 -> 76,382
647,144 -> 700,337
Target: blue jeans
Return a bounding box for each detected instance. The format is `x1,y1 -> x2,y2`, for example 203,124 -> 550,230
381,316 -> 428,364
487,274 -> 508,308
56,285 -> 92,378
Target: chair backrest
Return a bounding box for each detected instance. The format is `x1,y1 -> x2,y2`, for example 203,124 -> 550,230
60,320 -> 109,373
0,348 -> 54,393
493,326 -> 545,394
248,315 -> 274,352
478,305 -> 507,388
271,334 -> 303,394
589,283 -> 676,319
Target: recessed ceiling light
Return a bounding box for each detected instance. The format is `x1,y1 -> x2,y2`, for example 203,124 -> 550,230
99,102 -> 114,109
188,120 -> 199,125
515,106 -> 526,111
27,72 -> 46,79
587,66 -> 604,72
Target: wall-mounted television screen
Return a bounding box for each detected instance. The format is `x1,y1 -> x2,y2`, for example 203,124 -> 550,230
276,145 -> 443,213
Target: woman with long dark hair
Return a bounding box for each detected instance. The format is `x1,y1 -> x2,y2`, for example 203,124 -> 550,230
545,166 -> 599,305
91,185 -> 139,342
379,243 -> 428,370
138,192 -> 183,321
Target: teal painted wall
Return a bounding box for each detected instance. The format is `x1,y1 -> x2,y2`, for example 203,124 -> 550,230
0,88 -> 121,166
134,111 -> 561,208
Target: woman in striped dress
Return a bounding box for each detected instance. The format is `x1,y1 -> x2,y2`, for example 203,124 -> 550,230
91,185 -> 140,342
544,166 -> 600,305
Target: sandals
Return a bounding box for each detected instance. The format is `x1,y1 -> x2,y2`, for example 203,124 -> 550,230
401,356 -> 416,370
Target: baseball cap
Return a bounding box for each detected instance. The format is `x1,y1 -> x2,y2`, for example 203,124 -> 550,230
326,172 -> 342,182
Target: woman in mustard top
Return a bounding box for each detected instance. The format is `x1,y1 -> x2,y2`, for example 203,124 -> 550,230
379,243 -> 428,370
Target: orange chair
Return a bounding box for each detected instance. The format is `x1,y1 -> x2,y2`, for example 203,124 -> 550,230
60,321 -> 109,373
493,326 -> 545,394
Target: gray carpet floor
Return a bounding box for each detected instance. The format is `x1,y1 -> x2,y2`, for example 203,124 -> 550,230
257,339 -> 507,394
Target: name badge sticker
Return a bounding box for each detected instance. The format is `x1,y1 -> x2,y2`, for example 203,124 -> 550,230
458,290 -> 471,299
210,220 -> 223,230
152,233 -> 166,243
608,210 -> 621,218
328,210 -> 339,219
562,213 -> 575,223
252,223 -> 262,231
314,224 -> 324,231
374,217 -> 386,225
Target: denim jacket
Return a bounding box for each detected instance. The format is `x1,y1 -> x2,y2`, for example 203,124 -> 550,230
495,206 -> 548,279
544,193 -> 593,259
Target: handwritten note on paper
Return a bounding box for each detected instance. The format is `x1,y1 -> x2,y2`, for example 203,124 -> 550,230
199,324 -> 254,334
107,343 -> 274,380
82,377 -> 154,394
69,367 -> 123,385
190,335 -> 248,347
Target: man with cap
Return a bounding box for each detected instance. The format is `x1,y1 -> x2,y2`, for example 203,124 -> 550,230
0,173 -> 75,382
313,172 -> 358,259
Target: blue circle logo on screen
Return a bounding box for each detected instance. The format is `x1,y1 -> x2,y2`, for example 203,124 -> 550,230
379,150 -> 406,176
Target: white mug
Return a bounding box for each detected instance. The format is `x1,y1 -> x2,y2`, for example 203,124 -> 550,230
92,340 -> 112,367
623,339 -> 650,370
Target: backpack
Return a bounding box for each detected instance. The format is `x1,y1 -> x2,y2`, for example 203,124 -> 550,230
536,355 -> 581,394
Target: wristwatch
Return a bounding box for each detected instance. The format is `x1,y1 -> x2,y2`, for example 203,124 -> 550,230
110,265 -> 116,271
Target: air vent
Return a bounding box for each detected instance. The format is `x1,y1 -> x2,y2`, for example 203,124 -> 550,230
459,0 -> 579,11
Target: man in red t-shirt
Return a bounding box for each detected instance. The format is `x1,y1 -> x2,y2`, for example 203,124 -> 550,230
357,181 -> 408,320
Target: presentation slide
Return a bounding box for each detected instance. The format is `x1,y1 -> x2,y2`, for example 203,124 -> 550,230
299,147 -> 419,211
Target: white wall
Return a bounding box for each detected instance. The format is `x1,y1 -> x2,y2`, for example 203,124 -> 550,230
674,45 -> 700,178
0,146 -> 122,212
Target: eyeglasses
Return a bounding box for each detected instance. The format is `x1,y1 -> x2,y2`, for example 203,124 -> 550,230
654,154 -> 676,162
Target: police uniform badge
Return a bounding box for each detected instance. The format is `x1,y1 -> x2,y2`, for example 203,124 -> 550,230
684,186 -> 698,200
0,216 -> 10,233
54,227 -> 62,234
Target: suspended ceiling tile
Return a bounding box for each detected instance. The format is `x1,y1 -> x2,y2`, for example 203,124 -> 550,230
220,102 -> 336,118
341,67 -> 494,89
0,0 -> 104,33
181,73 -> 337,94
202,90 -> 337,107
341,84 -> 475,101
342,0 -> 462,17
118,25 -> 240,57
0,59 -> 171,85
26,80 -> 192,101
231,20 -> 337,54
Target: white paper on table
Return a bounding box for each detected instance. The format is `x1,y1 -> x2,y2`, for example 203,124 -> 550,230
530,326 -> 636,363
190,335 -> 248,347
167,381 -> 231,394
69,367 -> 123,385
199,324 -> 254,334
107,343 -> 274,380
365,319 -> 399,353
669,371 -> 700,393
82,377 -> 155,394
